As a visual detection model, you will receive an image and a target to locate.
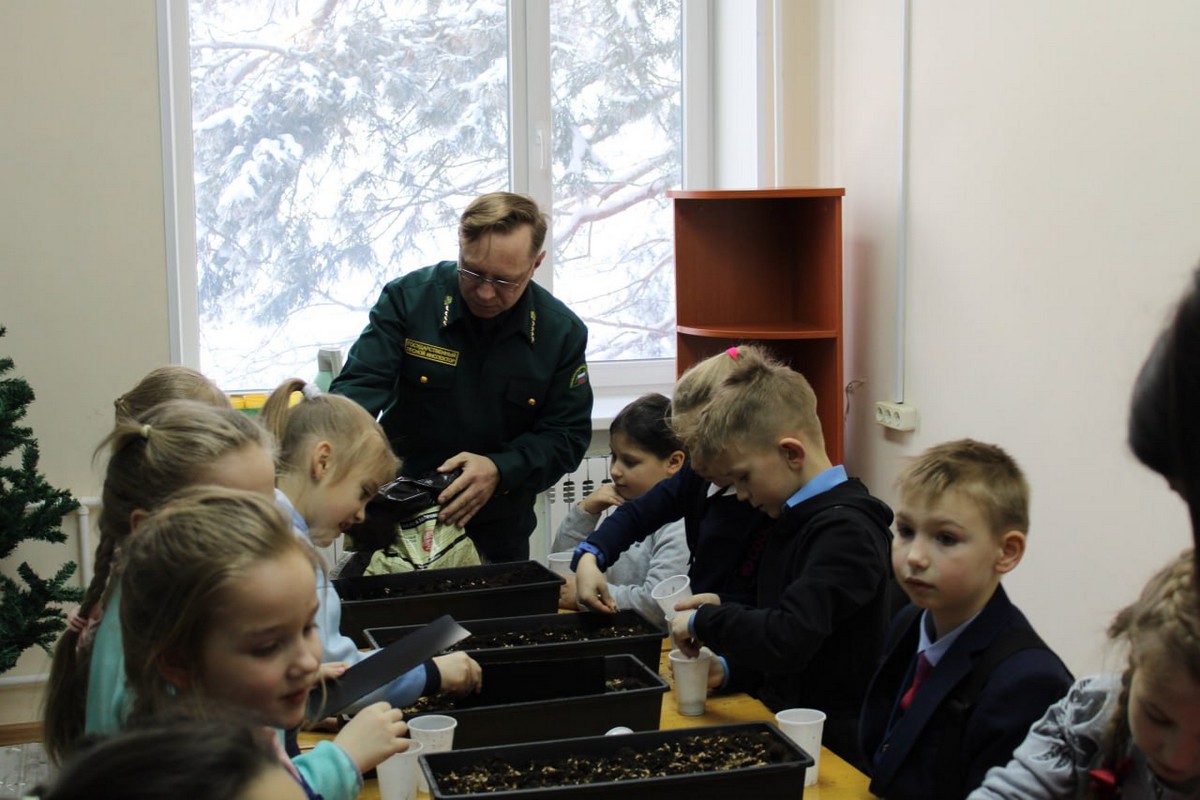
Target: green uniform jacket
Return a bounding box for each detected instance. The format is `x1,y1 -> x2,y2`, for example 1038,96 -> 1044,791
332,261 -> 593,555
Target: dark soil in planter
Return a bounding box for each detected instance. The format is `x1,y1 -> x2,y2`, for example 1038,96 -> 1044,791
403,674 -> 657,715
442,622 -> 654,651
433,729 -> 793,795
347,562 -> 550,600
366,610 -> 666,670
336,562 -> 563,646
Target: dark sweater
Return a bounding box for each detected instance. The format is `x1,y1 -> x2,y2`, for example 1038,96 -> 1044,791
693,478 -> 894,763
585,462 -> 772,606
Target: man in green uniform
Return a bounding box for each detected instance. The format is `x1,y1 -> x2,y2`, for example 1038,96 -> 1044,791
331,192 -> 593,562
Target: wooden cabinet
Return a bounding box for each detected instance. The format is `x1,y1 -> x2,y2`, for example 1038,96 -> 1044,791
669,188 -> 845,464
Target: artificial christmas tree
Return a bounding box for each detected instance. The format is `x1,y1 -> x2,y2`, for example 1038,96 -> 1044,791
0,325 -> 82,674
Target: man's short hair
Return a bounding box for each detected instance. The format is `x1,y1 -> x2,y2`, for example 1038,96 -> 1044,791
895,439 -> 1030,536
459,192 -> 548,255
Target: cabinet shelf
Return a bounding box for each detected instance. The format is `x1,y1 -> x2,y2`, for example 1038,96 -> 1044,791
676,325 -> 837,340
671,188 -> 845,463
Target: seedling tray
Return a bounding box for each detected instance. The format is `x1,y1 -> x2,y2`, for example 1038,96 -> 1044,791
405,654 -> 667,749
366,608 -> 665,670
333,560 -> 563,647
420,721 -> 813,798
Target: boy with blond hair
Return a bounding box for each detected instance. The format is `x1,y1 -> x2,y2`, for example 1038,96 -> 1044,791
858,439 -> 1072,799
670,353 -> 894,765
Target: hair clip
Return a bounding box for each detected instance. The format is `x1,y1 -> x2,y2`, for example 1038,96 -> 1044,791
140,423 -> 152,439
726,346 -> 739,359
301,383 -> 323,400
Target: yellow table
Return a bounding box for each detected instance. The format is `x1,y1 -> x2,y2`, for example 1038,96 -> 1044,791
655,648 -> 873,799
302,645 -> 874,798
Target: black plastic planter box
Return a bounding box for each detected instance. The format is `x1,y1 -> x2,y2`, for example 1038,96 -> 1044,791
406,654 -> 667,749
365,608 -> 665,670
420,721 -> 814,798
333,561 -> 563,647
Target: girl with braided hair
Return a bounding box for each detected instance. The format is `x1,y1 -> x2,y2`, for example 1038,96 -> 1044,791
971,549 -> 1200,799
43,400 -> 275,764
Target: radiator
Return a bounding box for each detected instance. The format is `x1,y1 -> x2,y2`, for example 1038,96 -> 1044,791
536,453 -> 613,559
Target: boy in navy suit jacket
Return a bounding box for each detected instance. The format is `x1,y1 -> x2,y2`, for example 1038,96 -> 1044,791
858,439 -> 1072,799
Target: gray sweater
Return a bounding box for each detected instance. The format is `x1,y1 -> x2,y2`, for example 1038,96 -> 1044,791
552,503 -> 688,629
970,674 -> 1200,799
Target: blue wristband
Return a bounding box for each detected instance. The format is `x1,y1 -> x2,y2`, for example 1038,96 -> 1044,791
571,542 -> 607,571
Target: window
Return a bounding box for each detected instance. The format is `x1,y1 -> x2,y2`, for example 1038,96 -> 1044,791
164,0 -> 708,391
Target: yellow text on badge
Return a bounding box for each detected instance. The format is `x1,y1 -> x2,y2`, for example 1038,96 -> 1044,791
404,338 -> 460,367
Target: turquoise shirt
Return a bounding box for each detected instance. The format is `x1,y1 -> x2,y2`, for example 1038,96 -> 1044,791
83,585 -> 129,735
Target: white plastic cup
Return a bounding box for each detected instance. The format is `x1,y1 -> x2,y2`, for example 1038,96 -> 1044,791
407,714 -> 457,793
375,739 -> 423,800
651,574 -> 692,624
547,551 -> 574,577
775,708 -> 826,787
668,648 -> 711,716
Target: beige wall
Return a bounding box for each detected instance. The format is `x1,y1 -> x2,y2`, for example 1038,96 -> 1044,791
0,1 -> 167,722
828,0 -> 1200,675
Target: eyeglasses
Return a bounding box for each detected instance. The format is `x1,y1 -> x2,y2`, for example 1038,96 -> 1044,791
457,265 -> 531,294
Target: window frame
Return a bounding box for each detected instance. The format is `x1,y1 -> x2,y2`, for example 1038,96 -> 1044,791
157,0 -> 711,409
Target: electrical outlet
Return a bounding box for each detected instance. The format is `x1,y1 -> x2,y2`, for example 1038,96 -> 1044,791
875,401 -> 918,432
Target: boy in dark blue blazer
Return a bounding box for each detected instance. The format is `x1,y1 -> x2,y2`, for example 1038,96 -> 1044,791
859,439 -> 1072,799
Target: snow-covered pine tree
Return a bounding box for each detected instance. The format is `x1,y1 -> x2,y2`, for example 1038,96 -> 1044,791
0,325 -> 82,674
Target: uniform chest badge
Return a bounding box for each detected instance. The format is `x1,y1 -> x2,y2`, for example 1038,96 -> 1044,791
405,338 -> 460,366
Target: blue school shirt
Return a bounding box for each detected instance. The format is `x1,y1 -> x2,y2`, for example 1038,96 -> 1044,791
274,489 -> 431,710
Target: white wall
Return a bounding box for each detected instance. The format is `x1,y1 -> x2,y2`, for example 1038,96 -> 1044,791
830,0 -> 1200,676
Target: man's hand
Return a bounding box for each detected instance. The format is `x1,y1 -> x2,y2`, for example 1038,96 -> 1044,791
437,452 -> 500,528
573,552 -> 618,613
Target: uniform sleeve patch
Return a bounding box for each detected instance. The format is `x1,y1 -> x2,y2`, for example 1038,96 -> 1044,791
570,365 -> 589,388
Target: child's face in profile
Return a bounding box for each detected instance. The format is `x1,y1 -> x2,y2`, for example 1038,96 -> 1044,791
308,463 -> 381,548
190,550 -> 322,730
892,489 -> 1007,635
608,432 -> 678,501
707,442 -> 800,518
1128,641 -> 1200,790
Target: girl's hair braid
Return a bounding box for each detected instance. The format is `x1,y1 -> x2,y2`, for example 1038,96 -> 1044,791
43,401 -> 271,764
1100,549 -> 1200,770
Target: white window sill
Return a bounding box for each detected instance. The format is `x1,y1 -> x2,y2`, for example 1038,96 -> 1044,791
587,358 -> 676,430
